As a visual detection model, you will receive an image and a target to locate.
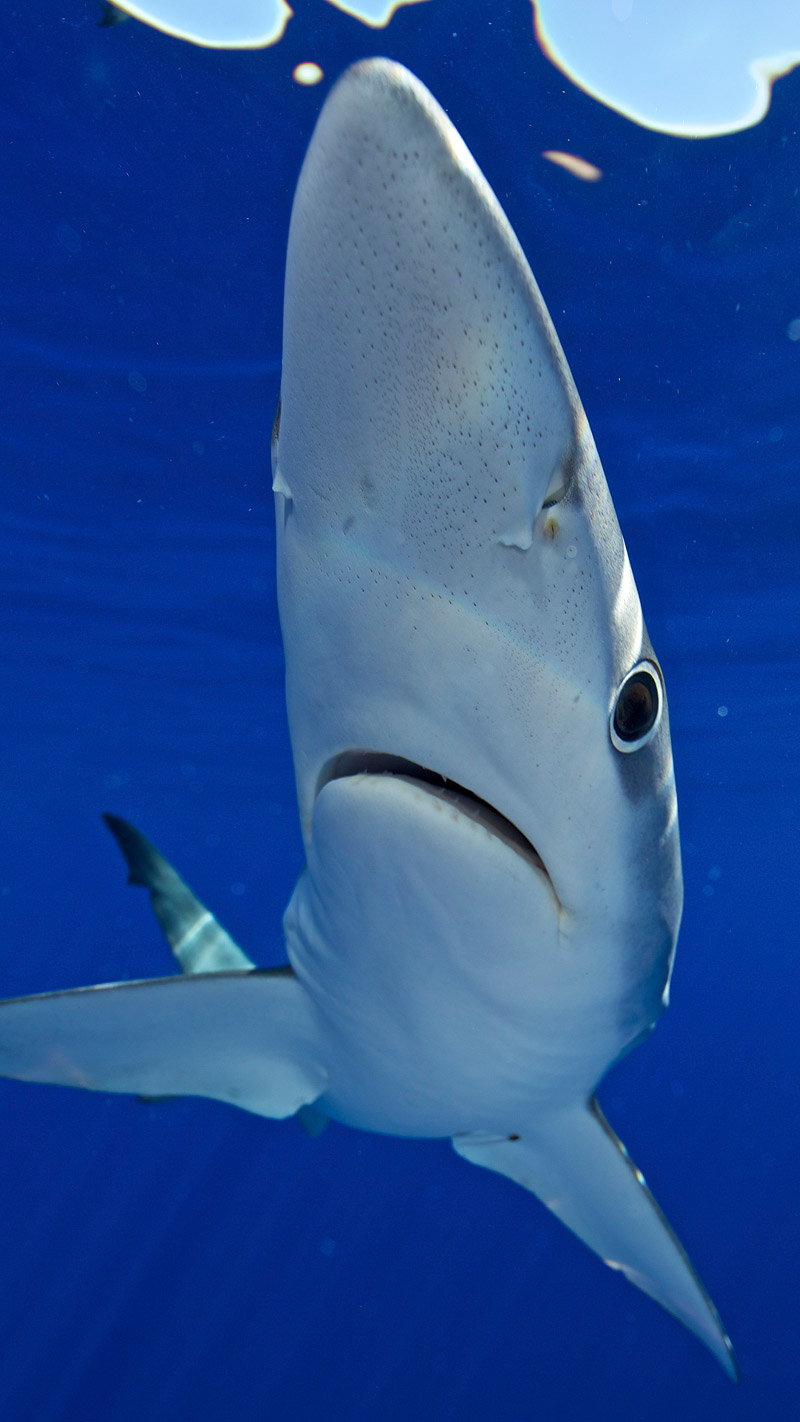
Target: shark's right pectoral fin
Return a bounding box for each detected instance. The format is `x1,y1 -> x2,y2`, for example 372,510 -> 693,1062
0,969 -> 327,1121
453,1099 -> 739,1380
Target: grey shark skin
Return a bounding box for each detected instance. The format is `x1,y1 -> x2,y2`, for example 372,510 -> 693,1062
0,61 -> 737,1379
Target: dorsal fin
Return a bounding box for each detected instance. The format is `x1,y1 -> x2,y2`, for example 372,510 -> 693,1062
103,813 -> 255,974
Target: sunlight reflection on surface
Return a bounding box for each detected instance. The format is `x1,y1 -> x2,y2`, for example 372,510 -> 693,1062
293,62 -> 324,86
532,0 -> 800,137
113,0 -> 799,139
325,0 -> 430,26
114,0 -> 428,47
541,150 -> 602,182
114,0 -> 292,47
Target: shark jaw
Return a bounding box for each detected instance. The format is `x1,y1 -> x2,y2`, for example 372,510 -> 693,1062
316,749 -> 555,891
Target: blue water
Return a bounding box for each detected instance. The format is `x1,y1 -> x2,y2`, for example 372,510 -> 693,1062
1,2 -> 798,1417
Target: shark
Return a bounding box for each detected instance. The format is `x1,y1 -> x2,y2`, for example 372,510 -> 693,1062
0,60 -> 737,1378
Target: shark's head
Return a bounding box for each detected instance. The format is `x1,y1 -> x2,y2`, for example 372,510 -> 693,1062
273,60 -> 682,1059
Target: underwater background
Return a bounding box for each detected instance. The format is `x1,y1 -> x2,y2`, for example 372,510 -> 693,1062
1,2 -> 798,1417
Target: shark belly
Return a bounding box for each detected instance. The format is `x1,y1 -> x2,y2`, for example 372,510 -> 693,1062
283,771 -> 631,1138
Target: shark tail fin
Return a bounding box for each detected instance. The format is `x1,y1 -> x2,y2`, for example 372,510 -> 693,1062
453,1099 -> 738,1381
103,813 -> 255,973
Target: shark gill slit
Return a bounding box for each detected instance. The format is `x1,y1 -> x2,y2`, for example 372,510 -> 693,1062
316,750 -> 556,894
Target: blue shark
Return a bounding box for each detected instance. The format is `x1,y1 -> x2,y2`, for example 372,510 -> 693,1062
0,60 -> 736,1378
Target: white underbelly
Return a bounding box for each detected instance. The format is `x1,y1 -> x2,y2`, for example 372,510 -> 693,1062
283,772 -> 629,1137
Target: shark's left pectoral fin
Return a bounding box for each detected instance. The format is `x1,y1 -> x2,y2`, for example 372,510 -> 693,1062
0,970 -> 327,1120
453,1101 -> 738,1379
102,815 -> 330,1133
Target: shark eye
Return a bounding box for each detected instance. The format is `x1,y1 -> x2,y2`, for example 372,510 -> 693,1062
610,662 -> 663,753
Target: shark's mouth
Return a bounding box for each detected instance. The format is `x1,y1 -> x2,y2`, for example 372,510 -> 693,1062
317,751 -> 551,887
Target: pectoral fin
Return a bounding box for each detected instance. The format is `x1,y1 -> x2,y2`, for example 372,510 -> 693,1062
103,815 -> 330,1133
453,1100 -> 738,1380
0,970 -> 327,1120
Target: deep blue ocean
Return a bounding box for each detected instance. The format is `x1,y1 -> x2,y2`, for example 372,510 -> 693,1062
1,3 -> 798,1418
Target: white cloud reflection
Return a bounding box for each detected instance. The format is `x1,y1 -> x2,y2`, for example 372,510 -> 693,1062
113,0 -> 428,48
541,150 -> 602,182
114,0 -> 292,48
532,0 -> 800,137
111,0 -> 799,139
326,0 -> 430,25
